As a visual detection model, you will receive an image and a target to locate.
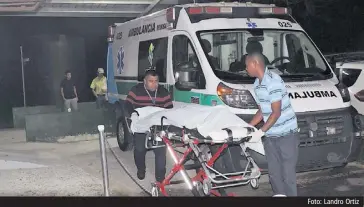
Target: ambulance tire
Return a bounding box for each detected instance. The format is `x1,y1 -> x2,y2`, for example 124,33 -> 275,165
116,117 -> 134,151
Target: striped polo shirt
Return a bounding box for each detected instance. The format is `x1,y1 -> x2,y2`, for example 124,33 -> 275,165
253,68 -> 298,137
124,83 -> 173,116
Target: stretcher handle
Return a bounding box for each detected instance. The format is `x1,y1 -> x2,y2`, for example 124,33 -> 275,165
125,110 -> 140,134
125,109 -> 139,119
159,116 -> 184,130
222,127 -> 254,144
160,116 -> 167,128
133,110 -> 139,116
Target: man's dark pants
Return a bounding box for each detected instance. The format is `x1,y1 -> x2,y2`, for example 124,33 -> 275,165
133,133 -> 167,182
96,95 -> 106,109
263,131 -> 299,196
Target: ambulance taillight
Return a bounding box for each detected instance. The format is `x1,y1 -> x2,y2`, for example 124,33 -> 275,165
107,25 -> 116,43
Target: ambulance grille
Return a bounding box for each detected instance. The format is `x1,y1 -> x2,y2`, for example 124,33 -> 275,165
296,111 -> 348,147
298,136 -> 347,147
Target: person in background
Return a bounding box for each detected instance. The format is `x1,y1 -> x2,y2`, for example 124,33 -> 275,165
246,52 -> 299,197
90,68 -> 107,109
60,70 -> 78,112
124,69 -> 173,183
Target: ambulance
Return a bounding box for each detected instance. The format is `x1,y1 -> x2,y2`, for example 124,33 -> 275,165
105,2 -> 364,173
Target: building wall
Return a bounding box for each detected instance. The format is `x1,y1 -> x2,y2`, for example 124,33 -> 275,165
0,17 -> 129,128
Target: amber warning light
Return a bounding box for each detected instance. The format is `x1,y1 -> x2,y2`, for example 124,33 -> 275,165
217,84 -> 233,96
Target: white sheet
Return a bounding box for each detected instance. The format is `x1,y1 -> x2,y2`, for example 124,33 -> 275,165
130,104 -> 265,155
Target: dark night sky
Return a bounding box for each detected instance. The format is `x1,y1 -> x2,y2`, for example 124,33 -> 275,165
0,1 -> 363,128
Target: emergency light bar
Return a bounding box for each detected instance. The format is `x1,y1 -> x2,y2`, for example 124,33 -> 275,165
186,5 -> 293,24
0,0 -> 41,12
186,6 -> 288,15
188,6 -> 234,14
166,5 -> 293,25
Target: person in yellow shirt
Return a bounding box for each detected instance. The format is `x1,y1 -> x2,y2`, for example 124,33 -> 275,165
90,68 -> 107,109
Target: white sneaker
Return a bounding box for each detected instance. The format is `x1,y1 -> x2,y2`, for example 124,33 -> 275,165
273,194 -> 287,197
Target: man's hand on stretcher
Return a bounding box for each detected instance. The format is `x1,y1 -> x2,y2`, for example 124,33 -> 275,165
249,129 -> 265,143
248,107 -> 265,143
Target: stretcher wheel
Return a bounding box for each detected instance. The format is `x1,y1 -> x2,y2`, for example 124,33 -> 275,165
192,181 -> 205,197
250,178 -> 259,189
151,186 -> 159,197
202,180 -> 212,196
195,144 -> 229,197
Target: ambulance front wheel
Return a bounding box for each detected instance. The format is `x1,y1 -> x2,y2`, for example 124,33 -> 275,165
116,117 -> 133,151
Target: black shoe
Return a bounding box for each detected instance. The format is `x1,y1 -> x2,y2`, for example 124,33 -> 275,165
137,170 -> 145,180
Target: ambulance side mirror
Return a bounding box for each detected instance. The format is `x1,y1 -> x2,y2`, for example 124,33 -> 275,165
334,67 -> 342,82
174,62 -> 199,91
326,57 -> 340,80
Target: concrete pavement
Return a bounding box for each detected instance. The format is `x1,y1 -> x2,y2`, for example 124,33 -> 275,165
0,129 -> 140,196
0,129 -> 363,197
107,136 -> 364,197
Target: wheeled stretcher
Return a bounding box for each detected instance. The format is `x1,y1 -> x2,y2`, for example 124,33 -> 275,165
129,105 -> 265,197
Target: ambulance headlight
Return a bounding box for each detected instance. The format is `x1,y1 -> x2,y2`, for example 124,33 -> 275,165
336,83 -> 350,103
217,82 -> 258,109
355,90 -> 364,102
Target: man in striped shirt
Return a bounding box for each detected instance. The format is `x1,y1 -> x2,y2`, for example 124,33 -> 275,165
125,69 -> 173,183
246,52 -> 299,196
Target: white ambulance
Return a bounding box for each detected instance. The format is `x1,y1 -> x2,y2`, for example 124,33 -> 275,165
106,2 -> 364,172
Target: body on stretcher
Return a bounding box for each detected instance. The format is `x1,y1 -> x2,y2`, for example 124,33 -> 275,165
145,120 -> 255,147
129,105 -> 264,197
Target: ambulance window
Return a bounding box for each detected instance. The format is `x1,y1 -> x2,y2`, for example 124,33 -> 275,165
197,30 -> 331,83
285,34 -> 306,69
137,37 -> 168,82
285,33 -> 326,73
172,35 -> 201,75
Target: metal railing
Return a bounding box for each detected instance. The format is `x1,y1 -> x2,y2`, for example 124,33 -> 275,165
98,125 -> 110,197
